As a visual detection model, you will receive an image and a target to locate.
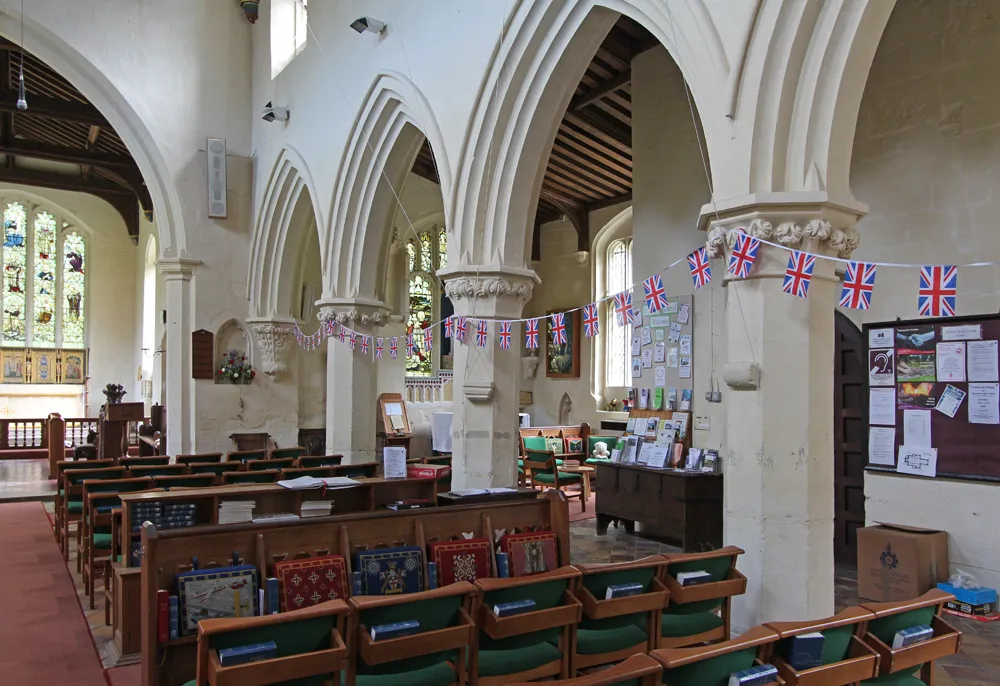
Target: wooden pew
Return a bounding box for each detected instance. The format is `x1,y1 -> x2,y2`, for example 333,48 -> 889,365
764,606 -> 879,685
175,453 -> 224,465
507,653 -> 662,686
650,625 -> 780,685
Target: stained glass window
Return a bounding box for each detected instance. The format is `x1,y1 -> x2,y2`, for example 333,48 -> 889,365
406,239 -> 416,272
406,227 -> 451,377
62,232 -> 86,348
419,233 -> 433,272
606,238 -> 632,388
437,227 -> 447,270
2,202 -> 27,345
32,212 -> 57,346
406,275 -> 432,376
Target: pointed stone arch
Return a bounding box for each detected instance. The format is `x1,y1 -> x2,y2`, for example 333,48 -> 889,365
323,71 -> 451,303
248,146 -> 324,319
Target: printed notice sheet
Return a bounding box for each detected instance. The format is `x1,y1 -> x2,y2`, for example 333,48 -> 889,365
679,357 -> 692,379
641,326 -> 652,346
935,385 -> 967,418
902,409 -> 932,448
654,365 -> 666,387
869,387 -> 897,425
383,447 -> 408,479
967,340 -> 999,382
868,427 -> 896,465
869,328 -> 894,349
941,324 -> 982,341
897,446 -> 938,478
869,349 -> 895,386
936,342 -> 966,382
968,383 -> 1000,424
654,342 -> 665,363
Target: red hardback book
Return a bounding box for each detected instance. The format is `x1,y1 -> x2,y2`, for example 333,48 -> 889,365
429,538 -> 492,586
500,531 -> 558,577
273,554 -> 349,612
157,589 -> 169,644
407,464 -> 451,479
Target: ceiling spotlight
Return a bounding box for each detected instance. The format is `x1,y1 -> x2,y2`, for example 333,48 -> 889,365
261,101 -> 289,123
350,17 -> 386,34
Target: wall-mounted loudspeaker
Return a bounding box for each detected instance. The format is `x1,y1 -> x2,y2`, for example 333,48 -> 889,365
206,137 -> 228,219
162,310 -> 167,325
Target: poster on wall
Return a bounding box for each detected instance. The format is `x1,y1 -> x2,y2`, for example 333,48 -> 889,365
897,382 -> 937,410
935,342 -> 966,382
868,349 -> 895,386
60,351 -> 87,384
896,325 -> 936,351
897,446 -> 937,477
896,350 -> 936,382
1,349 -> 26,384
869,328 -> 894,349
967,340 -> 999,382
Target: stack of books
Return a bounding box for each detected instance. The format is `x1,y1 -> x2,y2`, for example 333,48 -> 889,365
301,501 -> 334,518
561,459 -> 580,468
218,500 -> 255,524
161,502 -> 197,530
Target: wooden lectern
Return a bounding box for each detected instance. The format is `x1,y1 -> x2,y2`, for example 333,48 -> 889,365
376,393 -> 411,460
99,402 -> 144,458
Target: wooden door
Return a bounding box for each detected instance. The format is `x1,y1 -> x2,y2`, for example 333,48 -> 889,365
834,311 -> 866,563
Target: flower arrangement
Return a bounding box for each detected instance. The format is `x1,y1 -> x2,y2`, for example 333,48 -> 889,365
218,349 -> 256,384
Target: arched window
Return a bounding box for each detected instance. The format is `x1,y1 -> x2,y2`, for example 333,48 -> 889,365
1,199 -> 88,349
605,237 -> 632,388
406,226 -> 450,377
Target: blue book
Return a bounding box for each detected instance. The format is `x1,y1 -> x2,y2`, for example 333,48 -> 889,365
676,570 -> 713,586
354,547 -> 424,596
893,624 -> 933,649
727,663 -> 778,686
168,596 -> 179,640
788,632 -> 824,670
496,552 -> 510,578
266,577 -> 279,614
493,599 -> 536,617
605,582 -> 645,599
351,571 -> 363,597
218,641 -> 277,666
427,562 -> 438,590
370,620 -> 420,641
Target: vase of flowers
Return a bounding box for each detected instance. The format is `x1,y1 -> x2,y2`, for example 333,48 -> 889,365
218,349 -> 256,384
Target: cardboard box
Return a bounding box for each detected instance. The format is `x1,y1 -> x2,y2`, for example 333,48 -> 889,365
856,523 -> 948,602
945,599 -> 993,616
406,464 -> 451,480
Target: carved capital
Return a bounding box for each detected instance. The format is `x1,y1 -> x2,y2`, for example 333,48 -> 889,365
246,318 -> 295,375
315,298 -> 390,329
438,265 -> 540,305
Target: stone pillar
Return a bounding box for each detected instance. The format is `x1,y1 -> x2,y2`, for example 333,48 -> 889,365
317,299 -> 389,463
246,317 -> 296,375
702,200 -> 863,631
438,267 -> 538,489
156,258 -> 200,455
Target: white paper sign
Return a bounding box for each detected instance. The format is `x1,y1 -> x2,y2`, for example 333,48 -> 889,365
969,383 -> 1000,424
668,323 -> 681,343
679,334 -> 692,356
869,349 -> 895,386
868,427 -> 896,465
679,357 -> 692,379
382,447 -> 408,479
654,328 -> 665,341
667,347 -> 679,368
631,358 -> 641,378
967,340 -> 999,382
640,326 -> 652,346
677,303 -> 690,324
897,446 -> 937,477
645,445 -> 670,469
936,385 -> 966,418
902,409 -> 932,448
869,387 -> 896,425
936,342 -> 966,382
869,328 -> 894,349
650,315 -> 670,328
385,402 -> 404,416
631,307 -> 643,326
654,366 -> 666,387
941,324 -> 982,341
631,335 -> 641,356
654,342 -> 666,363
664,301 -> 678,314
641,349 -> 653,368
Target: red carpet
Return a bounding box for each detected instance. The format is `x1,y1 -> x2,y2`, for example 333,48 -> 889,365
0,502 -> 106,686
569,493 -> 597,522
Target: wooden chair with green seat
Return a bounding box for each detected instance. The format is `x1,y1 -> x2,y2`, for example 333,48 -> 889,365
281,466 -> 338,480
271,446 -> 306,460
184,599 -> 350,686
175,452 -> 224,465
347,581 -> 478,686
60,465 -> 126,559
519,436 -> 565,478
470,566 -> 583,685
507,653 -> 662,686
227,449 -> 268,464
650,625 -> 780,686
127,463 -> 188,479
119,455 -> 172,468
659,546 -> 747,648
153,473 -> 218,489
298,454 -> 344,469
223,469 -> 281,484
763,606 -> 880,685
53,458 -> 114,547
585,434 -> 619,467
189,461 -> 232,477
248,457 -> 297,471
570,556 -> 670,676
523,450 -> 584,508
858,588 -> 962,686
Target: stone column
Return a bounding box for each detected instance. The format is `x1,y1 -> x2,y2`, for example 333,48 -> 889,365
702,200 -> 864,631
156,258 -> 200,455
438,266 -> 538,489
317,299 -> 389,463
246,317 -> 296,375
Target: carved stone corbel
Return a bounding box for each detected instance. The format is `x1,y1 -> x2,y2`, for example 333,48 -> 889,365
246,318 -> 296,375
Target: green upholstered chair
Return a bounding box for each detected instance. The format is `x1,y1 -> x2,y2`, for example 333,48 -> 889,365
520,435 -> 564,468
571,556 -> 669,675
248,457 -> 297,471
189,462 -> 231,476
586,435 -> 619,466
272,446 -> 306,459
119,455 -> 172,467
298,454 -> 345,469
153,474 -> 217,489
175,453 -> 224,465
53,458 -> 114,547
347,582 -> 477,686
523,450 -> 584,508
185,599 -> 350,686
227,449 -> 268,463
858,589 -> 962,685
660,546 -> 746,649
471,566 -> 582,685
651,625 -> 779,686
281,466 -> 339,480
765,606 -> 880,684
223,469 -> 280,484
127,463 -> 188,479
60,465 -> 126,559
507,653 -> 662,686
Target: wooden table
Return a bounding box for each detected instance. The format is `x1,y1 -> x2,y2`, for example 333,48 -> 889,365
558,464 -> 596,510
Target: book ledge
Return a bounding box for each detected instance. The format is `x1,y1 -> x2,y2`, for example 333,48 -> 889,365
579,577 -> 669,621
207,629 -> 346,686
771,636 -> 878,686
664,568 -> 747,604
477,590 -> 582,640
863,614 -> 961,675
357,608 -> 474,666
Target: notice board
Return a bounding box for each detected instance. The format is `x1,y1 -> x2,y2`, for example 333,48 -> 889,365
863,314 -> 1000,481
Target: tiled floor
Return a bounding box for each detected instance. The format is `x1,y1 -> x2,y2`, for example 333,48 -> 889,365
0,459 -> 56,502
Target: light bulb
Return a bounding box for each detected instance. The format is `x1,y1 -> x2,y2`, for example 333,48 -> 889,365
16,71 -> 26,111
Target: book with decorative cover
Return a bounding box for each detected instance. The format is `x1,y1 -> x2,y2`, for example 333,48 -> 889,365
273,554 -> 349,612
428,538 -> 492,586
355,546 -> 424,596
176,565 -> 258,636
218,641 -> 278,666
501,531 -> 558,577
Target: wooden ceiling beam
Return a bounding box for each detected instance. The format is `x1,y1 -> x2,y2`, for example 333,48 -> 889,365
547,153 -> 629,196
0,139 -> 135,170
593,99 -> 632,127
586,192 -> 632,212
0,90 -> 108,126
541,167 -> 598,201
552,134 -> 632,176
570,70 -> 632,111
564,112 -> 631,155
543,195 -> 589,253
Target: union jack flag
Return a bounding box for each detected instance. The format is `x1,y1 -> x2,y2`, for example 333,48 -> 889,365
476,320 -> 488,347
643,273 -> 668,313
728,233 -> 760,279
454,317 -> 468,343
551,313 -> 568,345
406,333 -> 416,357
839,261 -> 876,310
612,291 -> 633,327
375,338 -> 384,359
498,321 -> 512,349
424,327 -> 433,352
337,326 -> 346,344
687,246 -> 712,288
444,316 -> 453,339
782,250 -> 815,298
583,303 -> 600,337
325,320 -> 336,336
389,337 -> 398,359
348,332 -> 357,349
525,318 -> 540,349
918,265 -> 957,317
360,336 -> 370,354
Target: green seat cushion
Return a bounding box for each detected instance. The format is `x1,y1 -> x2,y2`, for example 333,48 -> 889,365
576,623 -> 647,655
67,500 -> 83,514
661,646 -> 758,686
518,459 -> 524,468
58,488 -> 65,497
182,681 -> 195,686
476,642 -> 561,677
660,611 -> 723,638
586,458 -> 612,466
534,472 -> 582,484
355,662 -> 455,686
93,533 -> 113,549
862,675 -> 927,685
522,436 -> 547,451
